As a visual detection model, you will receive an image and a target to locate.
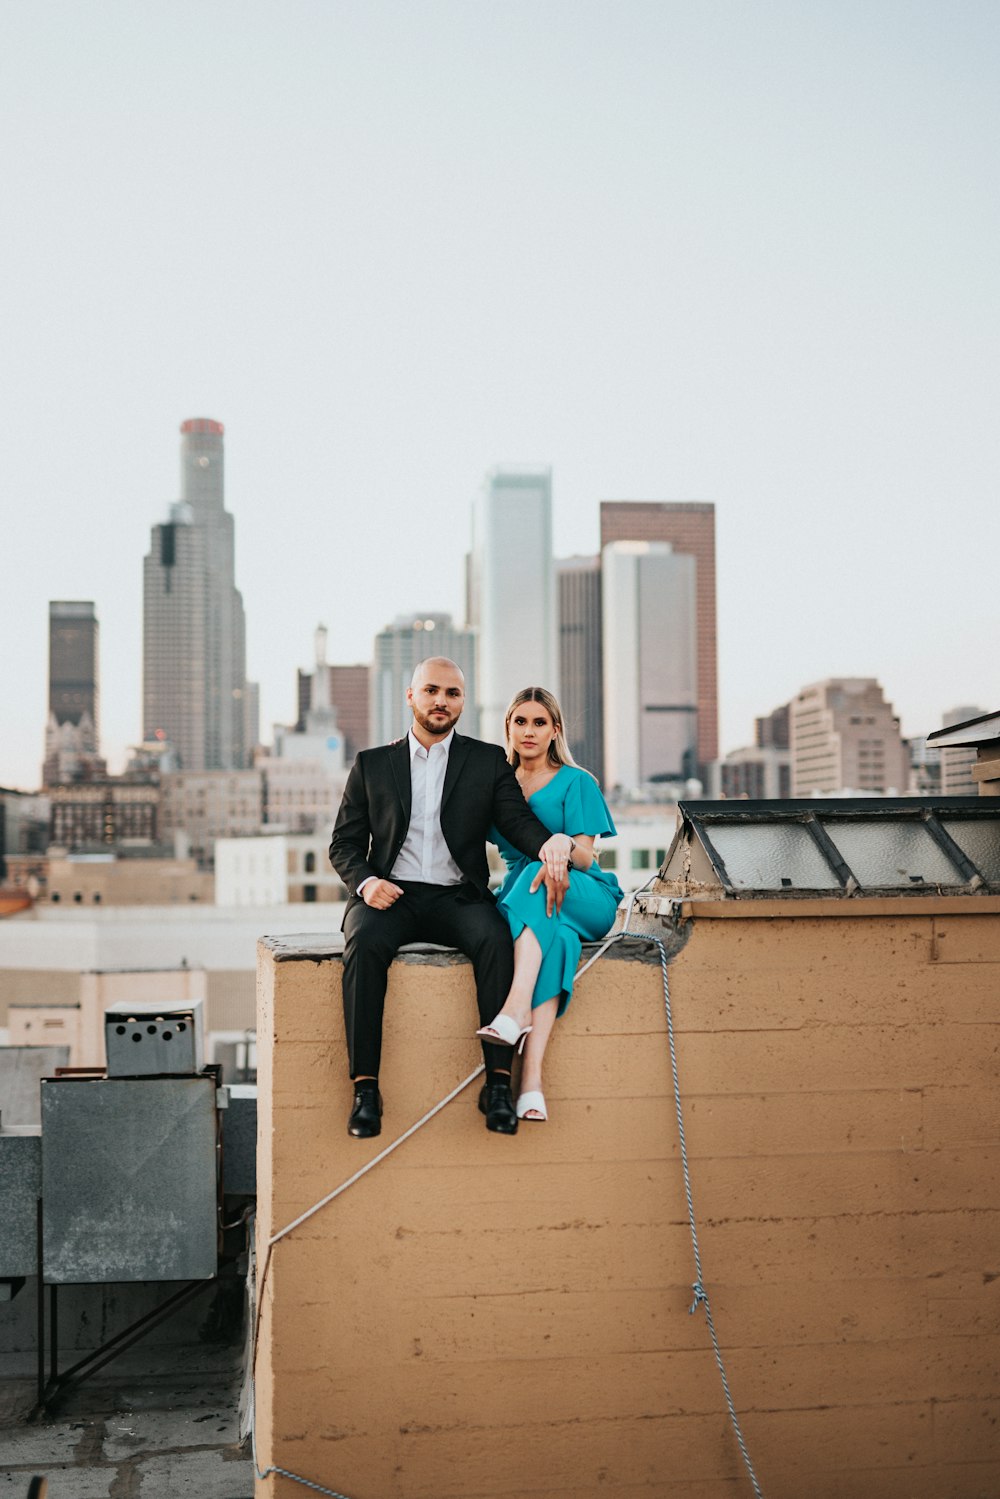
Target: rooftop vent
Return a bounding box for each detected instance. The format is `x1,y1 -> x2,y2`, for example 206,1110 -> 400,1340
104,999 -> 204,1076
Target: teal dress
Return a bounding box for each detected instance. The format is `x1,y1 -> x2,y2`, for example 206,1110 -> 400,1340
490,764 -> 624,1016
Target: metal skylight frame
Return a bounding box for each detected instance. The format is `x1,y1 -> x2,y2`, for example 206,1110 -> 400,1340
676,797 -> 999,897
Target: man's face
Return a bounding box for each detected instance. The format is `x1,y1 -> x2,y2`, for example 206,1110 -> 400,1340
407,664 -> 465,737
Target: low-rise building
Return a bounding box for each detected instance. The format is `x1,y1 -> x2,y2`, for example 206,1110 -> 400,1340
598,803 -> 680,890
708,744 -> 791,799
214,833 -> 347,905
159,768 -> 264,864
6,965 -> 209,1067
262,758 -> 346,837
47,777 -> 159,848
45,850 -> 213,906
0,900 -> 345,1049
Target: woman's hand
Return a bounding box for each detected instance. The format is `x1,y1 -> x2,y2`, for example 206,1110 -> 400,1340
532,833 -> 573,914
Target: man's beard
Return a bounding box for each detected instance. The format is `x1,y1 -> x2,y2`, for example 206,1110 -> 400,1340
412,705 -> 460,737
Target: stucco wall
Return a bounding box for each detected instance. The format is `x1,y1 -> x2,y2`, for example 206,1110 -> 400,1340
255,898 -> 1000,1498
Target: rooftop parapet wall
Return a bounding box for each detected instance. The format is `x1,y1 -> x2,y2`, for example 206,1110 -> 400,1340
255,898 -> 1000,1499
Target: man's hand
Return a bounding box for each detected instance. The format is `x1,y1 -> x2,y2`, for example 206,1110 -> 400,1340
531,833 -> 573,915
361,878 -> 404,910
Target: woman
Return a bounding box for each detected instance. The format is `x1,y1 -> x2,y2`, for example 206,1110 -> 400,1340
476,687 -> 624,1121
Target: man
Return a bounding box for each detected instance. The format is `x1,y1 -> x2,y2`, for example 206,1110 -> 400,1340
329,656 -> 573,1138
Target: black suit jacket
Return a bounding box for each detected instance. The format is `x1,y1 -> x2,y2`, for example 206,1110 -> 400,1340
329,732 -> 552,908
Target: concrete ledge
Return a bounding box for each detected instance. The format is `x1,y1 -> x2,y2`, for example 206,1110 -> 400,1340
260,932 -> 677,965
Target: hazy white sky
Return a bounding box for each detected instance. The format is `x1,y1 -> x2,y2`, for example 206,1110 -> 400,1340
2,0 -> 997,789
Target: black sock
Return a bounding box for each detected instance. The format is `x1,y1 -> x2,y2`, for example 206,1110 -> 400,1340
354,1077 -> 379,1094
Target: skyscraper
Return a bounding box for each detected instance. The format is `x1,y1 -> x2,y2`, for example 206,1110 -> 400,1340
600,501 -> 718,774
557,556 -> 603,778
43,601 -> 105,784
372,613 -> 477,745
143,419 -> 249,771
470,467 -> 556,745
328,666 -> 371,763
602,542 -> 698,791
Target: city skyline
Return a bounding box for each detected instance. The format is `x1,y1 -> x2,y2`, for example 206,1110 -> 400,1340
3,431 -> 996,792
10,450 -> 991,798
2,3 -> 997,787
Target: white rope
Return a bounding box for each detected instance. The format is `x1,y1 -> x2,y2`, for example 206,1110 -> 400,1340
269,1063 -> 485,1247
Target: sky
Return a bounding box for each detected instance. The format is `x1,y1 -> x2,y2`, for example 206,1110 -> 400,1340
2,0 -> 997,790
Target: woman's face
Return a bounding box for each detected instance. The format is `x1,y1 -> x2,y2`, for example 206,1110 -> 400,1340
509,701 -> 558,762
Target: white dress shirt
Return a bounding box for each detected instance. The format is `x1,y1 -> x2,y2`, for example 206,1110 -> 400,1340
386,728 -> 465,886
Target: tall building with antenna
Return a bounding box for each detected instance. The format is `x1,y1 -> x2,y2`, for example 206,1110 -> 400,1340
143,419 -> 250,770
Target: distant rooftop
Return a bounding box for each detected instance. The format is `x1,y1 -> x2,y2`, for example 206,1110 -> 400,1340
180,417 -> 224,436
927,708 -> 1000,750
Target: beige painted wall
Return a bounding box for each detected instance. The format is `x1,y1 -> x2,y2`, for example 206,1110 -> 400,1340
255,898 -> 1000,1499
8,1003 -> 82,1059
7,967 -> 208,1065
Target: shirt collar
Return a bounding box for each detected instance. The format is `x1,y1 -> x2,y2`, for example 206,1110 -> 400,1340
407,726 -> 455,761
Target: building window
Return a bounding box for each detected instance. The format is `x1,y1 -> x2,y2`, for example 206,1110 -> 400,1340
304,884 -> 317,902
631,849 -> 652,870
304,851 -> 316,873
599,849 -> 617,871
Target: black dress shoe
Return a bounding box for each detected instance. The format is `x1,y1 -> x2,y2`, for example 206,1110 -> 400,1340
348,1086 -> 383,1138
478,1081 -> 518,1134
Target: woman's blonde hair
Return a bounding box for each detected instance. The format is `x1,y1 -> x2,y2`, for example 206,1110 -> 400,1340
504,686 -> 579,771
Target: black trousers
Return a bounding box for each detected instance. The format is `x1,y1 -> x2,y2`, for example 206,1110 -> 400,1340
341,881 -> 515,1079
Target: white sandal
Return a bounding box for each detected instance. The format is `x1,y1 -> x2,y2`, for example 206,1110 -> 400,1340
516,1090 -> 548,1122
476,1013 -> 532,1051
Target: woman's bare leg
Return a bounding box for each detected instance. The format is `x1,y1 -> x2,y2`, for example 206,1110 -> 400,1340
478,926 -> 542,1036
518,997 -> 559,1114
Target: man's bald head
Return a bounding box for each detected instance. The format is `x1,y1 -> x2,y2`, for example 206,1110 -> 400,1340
410,656 -> 464,690
407,657 -> 466,745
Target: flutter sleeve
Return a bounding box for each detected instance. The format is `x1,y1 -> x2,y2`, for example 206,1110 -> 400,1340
563,768 -> 617,839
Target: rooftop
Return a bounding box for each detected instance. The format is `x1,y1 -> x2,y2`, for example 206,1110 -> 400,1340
1,1337 -> 250,1497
